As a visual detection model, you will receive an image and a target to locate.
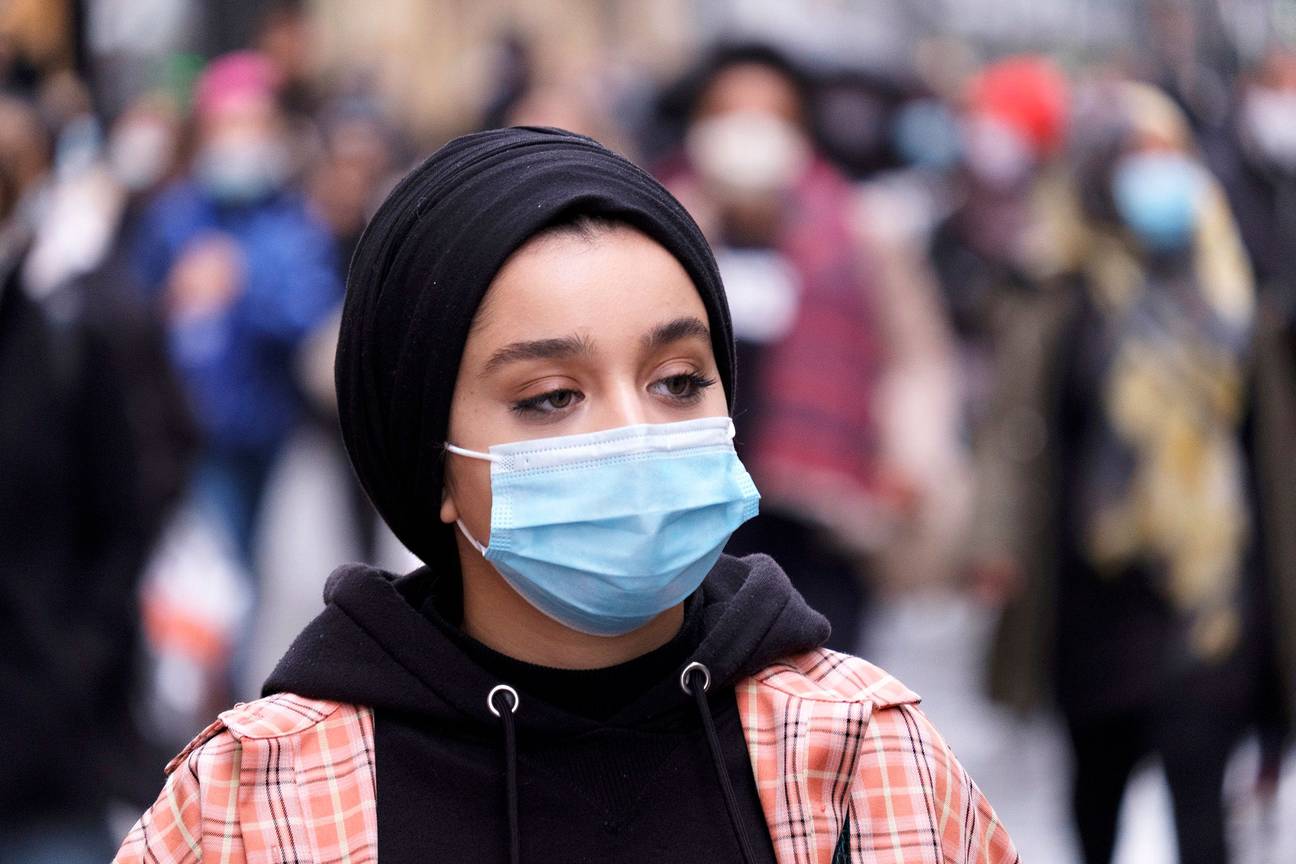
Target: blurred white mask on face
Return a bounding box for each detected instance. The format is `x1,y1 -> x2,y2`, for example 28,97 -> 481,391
962,115 -> 1034,189
196,132 -> 290,204
1242,87 -> 1296,174
686,111 -> 810,197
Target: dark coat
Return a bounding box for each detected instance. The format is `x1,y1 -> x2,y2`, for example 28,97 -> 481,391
0,242 -> 195,819
981,274 -> 1295,736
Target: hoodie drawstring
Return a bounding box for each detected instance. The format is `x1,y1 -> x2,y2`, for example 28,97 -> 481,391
681,662 -> 759,864
488,684 -> 521,864
487,666 -> 758,864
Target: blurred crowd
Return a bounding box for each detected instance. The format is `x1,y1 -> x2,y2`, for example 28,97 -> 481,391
1,1 -> 1294,862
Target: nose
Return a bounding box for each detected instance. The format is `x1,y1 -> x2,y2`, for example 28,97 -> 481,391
590,378 -> 649,430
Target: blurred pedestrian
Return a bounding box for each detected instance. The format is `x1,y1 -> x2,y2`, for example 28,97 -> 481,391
306,98 -> 396,274
852,86 -> 974,594
1217,44 -> 1296,811
0,90 -> 168,862
254,0 -> 320,122
297,96 -> 399,560
927,54 -> 1079,608
131,51 -> 341,575
928,55 -> 1074,435
1224,49 -> 1296,301
980,80 -> 1268,864
658,43 -> 882,652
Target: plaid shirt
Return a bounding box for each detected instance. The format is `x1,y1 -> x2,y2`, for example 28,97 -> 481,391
114,649 -> 1017,863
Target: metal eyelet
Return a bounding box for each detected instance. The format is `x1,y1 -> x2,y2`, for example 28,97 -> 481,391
679,661 -> 711,695
488,684 -> 519,717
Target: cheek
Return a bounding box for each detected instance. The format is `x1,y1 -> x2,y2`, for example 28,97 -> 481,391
444,457 -> 495,537
700,378 -> 729,414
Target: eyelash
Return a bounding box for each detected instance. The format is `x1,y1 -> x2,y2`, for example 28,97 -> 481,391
509,373 -> 717,417
654,372 -> 717,403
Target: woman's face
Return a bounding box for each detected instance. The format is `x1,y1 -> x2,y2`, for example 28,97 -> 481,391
440,224 -> 728,544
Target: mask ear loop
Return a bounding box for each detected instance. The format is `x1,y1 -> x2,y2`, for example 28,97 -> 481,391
455,519 -> 489,555
444,442 -> 497,555
445,442 -> 500,462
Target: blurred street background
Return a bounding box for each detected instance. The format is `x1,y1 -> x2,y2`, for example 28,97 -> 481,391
1,1 -> 1294,862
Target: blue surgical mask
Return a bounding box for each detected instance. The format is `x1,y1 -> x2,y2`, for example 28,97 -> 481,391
1111,151 -> 1206,251
893,99 -> 961,172
196,135 -> 289,204
445,416 -> 760,636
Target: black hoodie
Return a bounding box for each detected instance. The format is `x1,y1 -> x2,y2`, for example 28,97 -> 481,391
264,552 -> 829,863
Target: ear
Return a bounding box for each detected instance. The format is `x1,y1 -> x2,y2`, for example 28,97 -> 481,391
439,481 -> 460,525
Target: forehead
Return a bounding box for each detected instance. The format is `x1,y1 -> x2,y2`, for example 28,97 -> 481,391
202,93 -> 279,131
467,225 -> 709,351
697,63 -> 802,121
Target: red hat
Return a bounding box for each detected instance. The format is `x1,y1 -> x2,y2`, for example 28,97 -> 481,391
193,51 -> 278,120
967,55 -> 1069,158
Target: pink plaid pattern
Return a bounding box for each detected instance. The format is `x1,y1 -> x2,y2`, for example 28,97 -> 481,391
115,650 -> 1015,863
738,650 -> 1019,863
115,693 -> 377,863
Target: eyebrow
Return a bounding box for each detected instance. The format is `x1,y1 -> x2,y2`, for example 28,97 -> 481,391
481,317 -> 710,374
642,316 -> 711,352
483,333 -> 597,373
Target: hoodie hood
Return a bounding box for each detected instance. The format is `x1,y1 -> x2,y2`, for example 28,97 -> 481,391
264,552 -> 829,732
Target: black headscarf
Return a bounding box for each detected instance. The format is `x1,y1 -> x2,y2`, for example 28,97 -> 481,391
335,126 -> 735,565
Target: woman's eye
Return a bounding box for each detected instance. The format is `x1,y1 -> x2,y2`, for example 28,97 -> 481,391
511,388 -> 583,416
653,372 -> 717,402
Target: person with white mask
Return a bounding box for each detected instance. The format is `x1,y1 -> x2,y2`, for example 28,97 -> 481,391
130,52 -> 340,582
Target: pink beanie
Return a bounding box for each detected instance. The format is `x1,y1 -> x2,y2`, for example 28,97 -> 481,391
193,51 -> 278,120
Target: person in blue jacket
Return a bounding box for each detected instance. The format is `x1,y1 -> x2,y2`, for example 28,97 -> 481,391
132,52 -> 340,572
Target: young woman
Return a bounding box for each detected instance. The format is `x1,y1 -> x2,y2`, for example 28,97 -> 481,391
115,127 -> 1017,864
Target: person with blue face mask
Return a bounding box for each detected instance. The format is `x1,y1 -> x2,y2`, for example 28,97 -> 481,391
115,127 -> 1016,864
981,83 -> 1270,864
1111,148 -> 1207,252
444,416 -> 759,637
